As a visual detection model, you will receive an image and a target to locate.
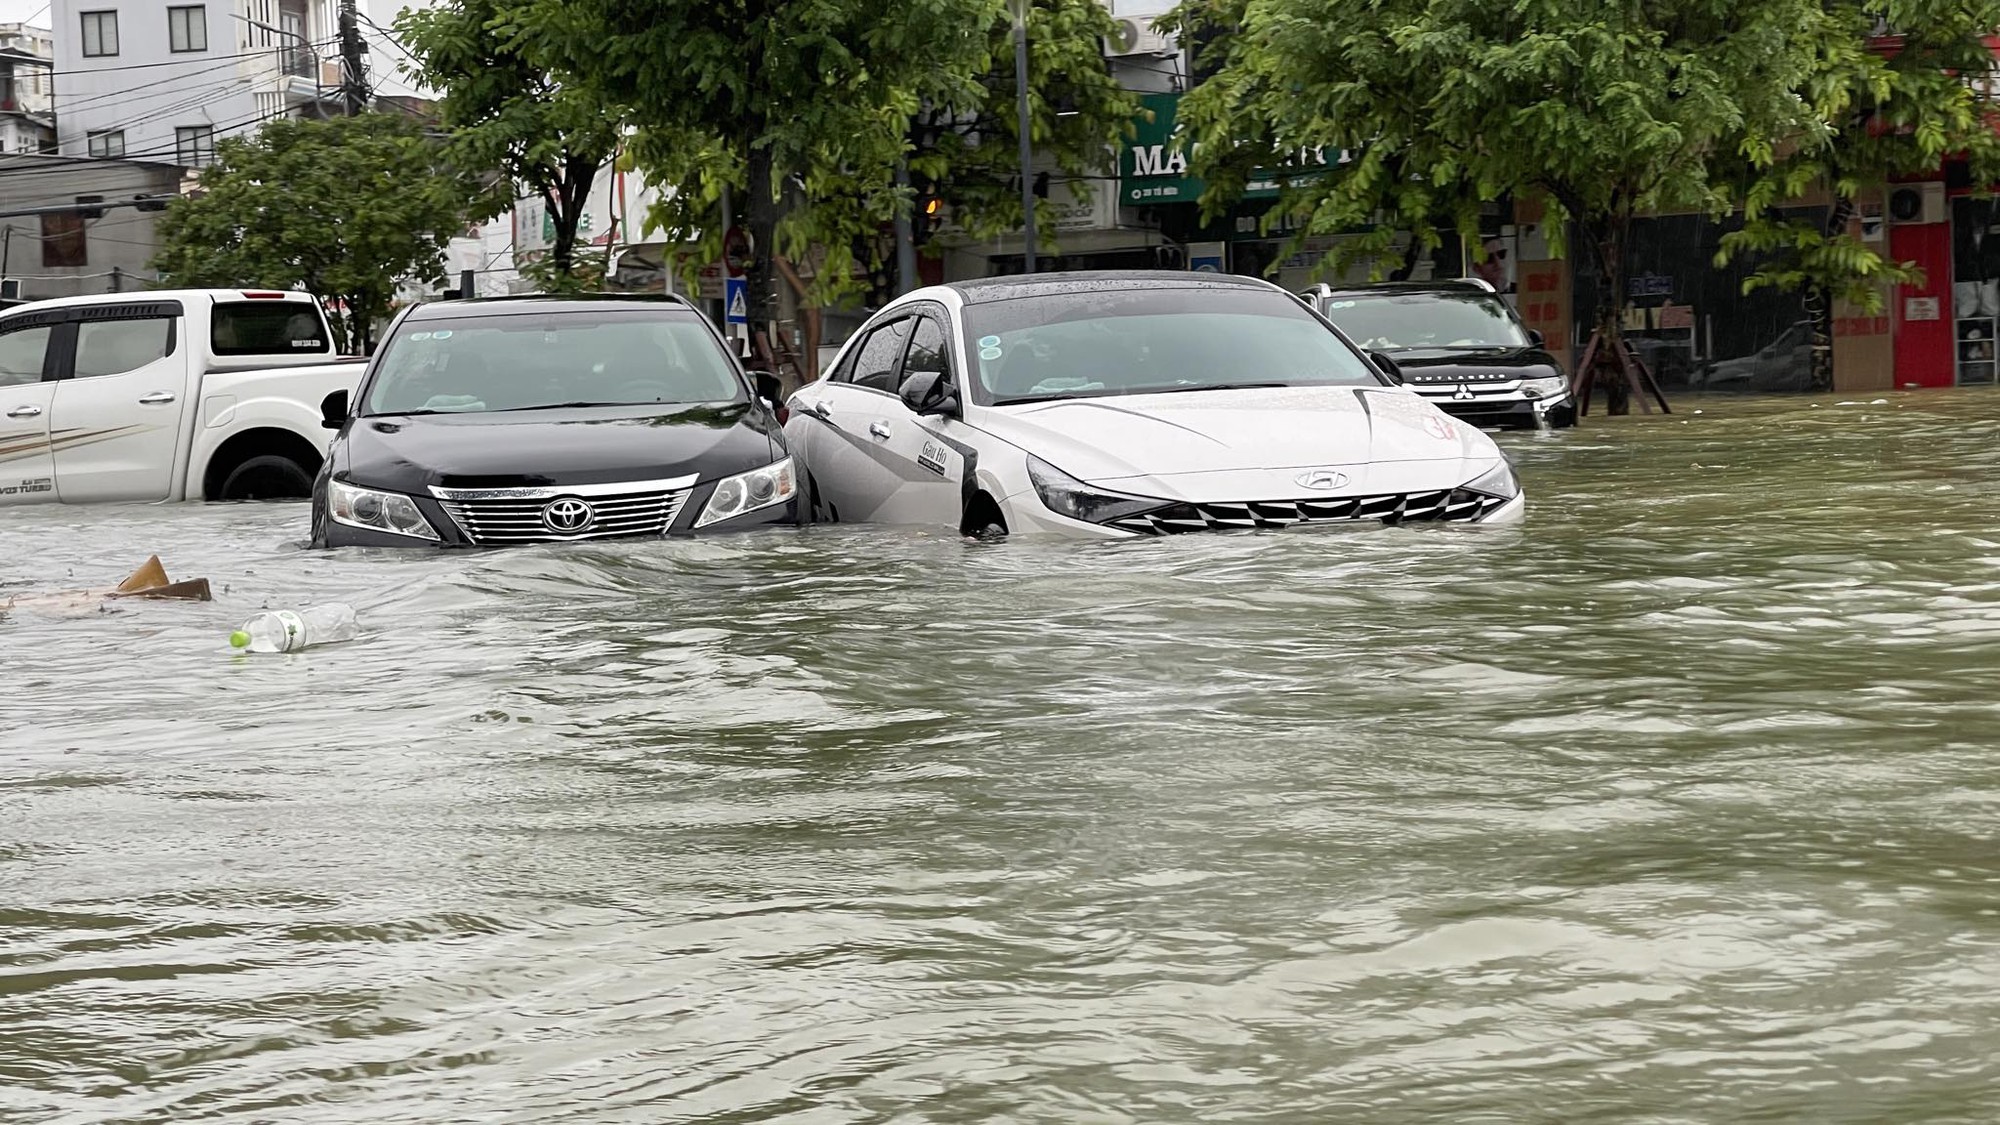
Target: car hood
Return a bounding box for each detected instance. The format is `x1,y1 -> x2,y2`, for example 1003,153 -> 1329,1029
971,385 -> 1505,498
335,401 -> 782,493
1386,346 -> 1565,386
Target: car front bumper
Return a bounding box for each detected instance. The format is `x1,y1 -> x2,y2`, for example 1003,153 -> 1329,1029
999,486 -> 1523,538
312,494 -> 802,548
1419,392 -> 1576,429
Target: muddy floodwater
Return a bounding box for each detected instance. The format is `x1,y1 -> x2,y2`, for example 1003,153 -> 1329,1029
6,392 -> 2000,1122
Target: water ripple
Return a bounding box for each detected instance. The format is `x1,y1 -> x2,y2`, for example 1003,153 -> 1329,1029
6,392 -> 2000,1121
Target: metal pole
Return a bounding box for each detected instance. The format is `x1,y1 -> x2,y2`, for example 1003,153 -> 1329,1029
894,160 -> 917,295
718,183 -> 737,345
1013,2 -> 1036,275
338,0 -> 366,116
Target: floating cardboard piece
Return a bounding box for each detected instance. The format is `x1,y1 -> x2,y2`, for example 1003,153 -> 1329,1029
114,555 -> 170,594
106,555 -> 212,602
2,555 -> 211,615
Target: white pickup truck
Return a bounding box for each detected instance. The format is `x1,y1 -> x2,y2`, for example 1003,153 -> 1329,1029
0,289 -> 365,505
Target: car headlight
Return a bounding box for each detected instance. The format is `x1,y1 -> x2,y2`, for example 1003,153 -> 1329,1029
1026,456 -> 1163,524
695,457 -> 797,528
328,479 -> 439,540
1463,459 -> 1519,499
1521,375 -> 1569,399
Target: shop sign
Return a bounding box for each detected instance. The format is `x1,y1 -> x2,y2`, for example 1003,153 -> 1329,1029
1627,272 -> 1673,298
1044,177 -> 1114,232
1120,92 -> 1338,207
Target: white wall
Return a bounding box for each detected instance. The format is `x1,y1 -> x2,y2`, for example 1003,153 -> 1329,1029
51,0 -> 335,164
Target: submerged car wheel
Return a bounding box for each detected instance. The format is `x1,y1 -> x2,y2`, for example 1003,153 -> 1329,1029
218,454 -> 316,500
962,493 -> 1008,540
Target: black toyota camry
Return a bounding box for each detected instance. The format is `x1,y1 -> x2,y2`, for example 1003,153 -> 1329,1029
1303,281 -> 1576,430
311,294 -> 800,548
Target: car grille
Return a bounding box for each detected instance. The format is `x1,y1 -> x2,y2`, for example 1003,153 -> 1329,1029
1106,489 -> 1509,535
429,476 -> 698,545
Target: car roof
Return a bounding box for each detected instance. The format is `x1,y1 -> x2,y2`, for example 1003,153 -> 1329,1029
946,270 -> 1279,305
405,293 -> 699,320
1,288 -> 319,316
1312,280 -> 1499,299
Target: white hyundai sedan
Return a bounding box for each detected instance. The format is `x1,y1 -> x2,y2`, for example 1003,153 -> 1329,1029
783,272 -> 1524,539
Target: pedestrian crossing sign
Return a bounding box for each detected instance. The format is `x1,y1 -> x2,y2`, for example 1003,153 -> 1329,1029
725,277 -> 748,325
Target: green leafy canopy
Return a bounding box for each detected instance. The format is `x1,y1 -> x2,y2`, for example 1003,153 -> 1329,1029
1167,0 -> 1838,329
151,113 -> 481,352
500,0 -> 1137,307
397,0 -> 626,289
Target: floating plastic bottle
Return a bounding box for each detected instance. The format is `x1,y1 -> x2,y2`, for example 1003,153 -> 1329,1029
228,604 -> 360,653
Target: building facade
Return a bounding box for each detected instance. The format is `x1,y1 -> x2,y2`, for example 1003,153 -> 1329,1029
0,23 -> 56,155
0,152 -> 183,300
50,0 -> 342,167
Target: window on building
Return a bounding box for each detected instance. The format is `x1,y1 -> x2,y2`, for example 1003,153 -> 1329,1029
86,130 -> 124,158
168,6 -> 207,53
41,209 -> 86,268
175,125 -> 214,167
79,10 -> 117,57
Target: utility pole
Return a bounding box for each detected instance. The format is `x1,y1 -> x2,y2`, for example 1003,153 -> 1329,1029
339,0 -> 367,117
893,161 -> 918,296
1012,0 -> 1036,274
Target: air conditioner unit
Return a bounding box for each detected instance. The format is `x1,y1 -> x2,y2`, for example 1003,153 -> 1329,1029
1888,182 -> 1945,225
1103,16 -> 1175,58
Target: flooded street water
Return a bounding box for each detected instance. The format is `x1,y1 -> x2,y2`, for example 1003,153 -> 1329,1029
7,390 -> 2000,1122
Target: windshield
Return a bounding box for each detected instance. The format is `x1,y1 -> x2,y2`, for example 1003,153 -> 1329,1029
364,310 -> 743,415
1321,292 -> 1530,351
962,287 -> 1383,405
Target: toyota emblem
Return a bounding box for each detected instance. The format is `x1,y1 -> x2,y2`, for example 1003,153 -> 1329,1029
1294,469 -> 1348,491
541,497 -> 595,534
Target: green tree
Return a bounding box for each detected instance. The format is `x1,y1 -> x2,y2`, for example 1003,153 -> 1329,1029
908,0 -> 1137,247
1169,0 -> 1836,411
501,0 -> 1134,367
152,114 -> 478,352
1718,0 -> 2000,391
397,0 -> 627,289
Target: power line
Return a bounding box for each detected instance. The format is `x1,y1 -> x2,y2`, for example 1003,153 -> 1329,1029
357,12 -> 418,67
55,51 -> 273,116
0,104 -> 298,182
52,45 -> 308,77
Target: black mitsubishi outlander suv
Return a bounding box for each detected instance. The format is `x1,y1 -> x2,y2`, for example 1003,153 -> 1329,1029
1302,280 -> 1576,430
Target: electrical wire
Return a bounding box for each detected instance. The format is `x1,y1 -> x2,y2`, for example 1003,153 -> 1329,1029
51,44 -> 311,77
53,47 -> 296,116
0,103 -> 299,181
357,12 -> 418,67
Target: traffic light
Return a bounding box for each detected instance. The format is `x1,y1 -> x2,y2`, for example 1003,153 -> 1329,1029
913,190 -> 944,244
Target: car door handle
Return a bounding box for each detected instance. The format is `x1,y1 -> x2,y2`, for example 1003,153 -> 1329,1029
138,392 -> 177,405
5,404 -> 41,418
868,421 -> 892,440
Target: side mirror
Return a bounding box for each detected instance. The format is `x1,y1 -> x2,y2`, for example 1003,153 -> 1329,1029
899,369 -> 960,417
752,370 -> 784,406
320,388 -> 349,430
1527,329 -> 1546,348
1366,350 -> 1404,384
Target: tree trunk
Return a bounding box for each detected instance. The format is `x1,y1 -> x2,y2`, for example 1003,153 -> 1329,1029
1806,198 -> 1855,394
548,155 -> 599,286
548,186 -> 578,282
1590,217 -> 1632,415
744,145 -> 785,388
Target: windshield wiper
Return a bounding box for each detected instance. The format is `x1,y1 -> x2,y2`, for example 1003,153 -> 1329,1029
505,400 -> 663,411
1150,381 -> 1294,394
997,392 -> 1099,405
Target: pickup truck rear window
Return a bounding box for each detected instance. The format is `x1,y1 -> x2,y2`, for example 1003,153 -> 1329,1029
212,301 -> 330,357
